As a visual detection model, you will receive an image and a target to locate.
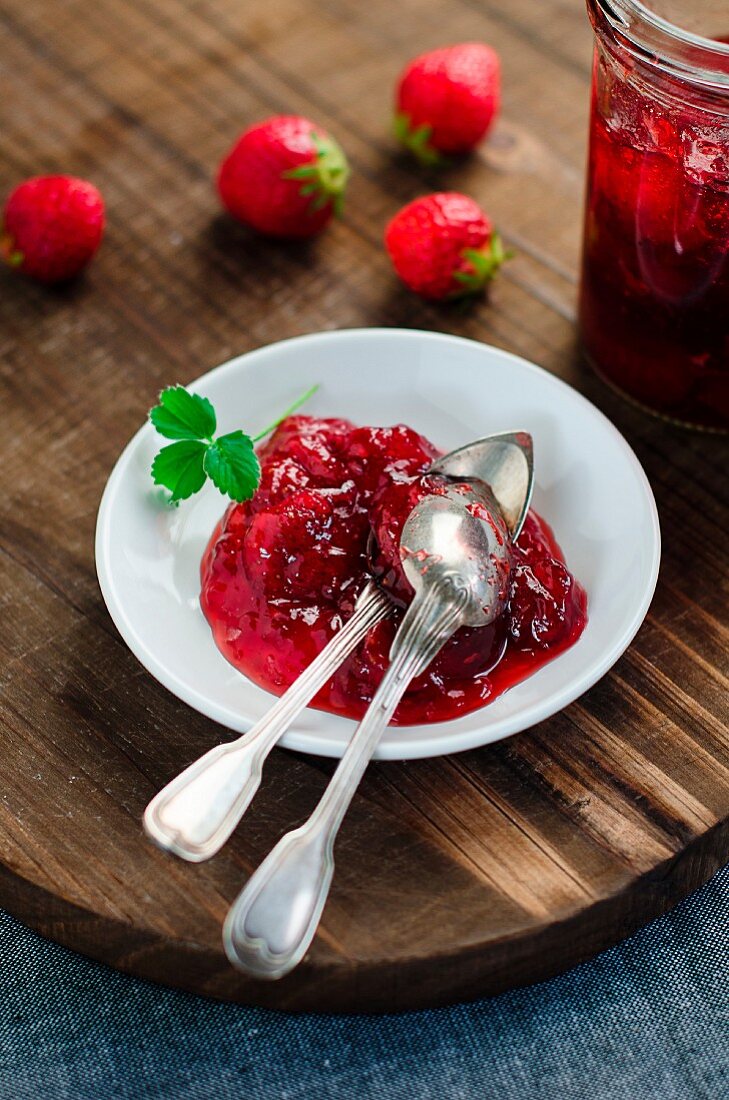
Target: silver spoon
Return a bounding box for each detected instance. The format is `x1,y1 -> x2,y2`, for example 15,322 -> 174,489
223,476 -> 514,978
143,431 -> 533,863
432,430 -> 533,538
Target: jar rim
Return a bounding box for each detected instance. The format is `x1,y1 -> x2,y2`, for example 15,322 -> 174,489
591,0 -> 729,89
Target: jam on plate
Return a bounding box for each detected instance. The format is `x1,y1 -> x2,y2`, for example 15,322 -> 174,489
201,416 -> 587,725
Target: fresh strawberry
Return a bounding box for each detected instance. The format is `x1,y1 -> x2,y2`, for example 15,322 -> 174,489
1,175 -> 105,284
384,192 -> 509,300
217,115 -> 349,238
395,43 -> 500,164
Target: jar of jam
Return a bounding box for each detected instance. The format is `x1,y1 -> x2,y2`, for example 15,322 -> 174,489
579,0 -> 729,430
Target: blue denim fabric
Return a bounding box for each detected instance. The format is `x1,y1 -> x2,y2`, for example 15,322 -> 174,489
0,864 -> 726,1100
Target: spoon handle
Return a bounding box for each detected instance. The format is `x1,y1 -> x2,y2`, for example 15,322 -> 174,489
223,577 -> 469,979
143,581 -> 391,863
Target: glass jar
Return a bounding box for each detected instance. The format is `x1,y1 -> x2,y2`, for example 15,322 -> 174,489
579,0 -> 729,430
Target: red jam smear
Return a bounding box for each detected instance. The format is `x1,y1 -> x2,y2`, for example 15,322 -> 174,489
200,416 -> 587,725
579,52 -> 729,429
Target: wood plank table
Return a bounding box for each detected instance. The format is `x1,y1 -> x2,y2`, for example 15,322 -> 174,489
1,0 -> 727,1012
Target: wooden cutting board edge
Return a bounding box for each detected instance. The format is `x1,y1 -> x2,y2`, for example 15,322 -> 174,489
2,816 -> 726,1014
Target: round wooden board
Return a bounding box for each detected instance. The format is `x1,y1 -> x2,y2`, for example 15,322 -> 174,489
2,568 -> 728,1014
1,0 -> 728,1015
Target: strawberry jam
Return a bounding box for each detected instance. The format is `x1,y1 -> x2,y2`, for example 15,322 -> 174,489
580,5 -> 729,430
201,416 -> 587,725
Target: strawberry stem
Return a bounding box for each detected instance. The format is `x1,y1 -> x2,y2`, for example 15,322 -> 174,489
282,134 -> 349,218
393,113 -> 444,167
1,233 -> 24,269
451,232 -> 513,297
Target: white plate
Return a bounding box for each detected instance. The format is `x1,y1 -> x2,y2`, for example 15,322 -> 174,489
95,328 -> 660,760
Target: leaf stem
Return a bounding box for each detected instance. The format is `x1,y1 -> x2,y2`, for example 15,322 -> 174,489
251,384 -> 319,442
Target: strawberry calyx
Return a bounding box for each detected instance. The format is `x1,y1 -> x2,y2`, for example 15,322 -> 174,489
282,132 -> 350,217
451,232 -> 512,297
0,232 -> 24,269
393,112 -> 444,167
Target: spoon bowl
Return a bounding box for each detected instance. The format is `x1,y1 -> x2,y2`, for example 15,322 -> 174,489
430,431 -> 533,539
400,479 -> 513,629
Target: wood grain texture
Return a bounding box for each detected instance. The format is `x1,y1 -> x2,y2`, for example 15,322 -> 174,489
0,0 -> 727,1012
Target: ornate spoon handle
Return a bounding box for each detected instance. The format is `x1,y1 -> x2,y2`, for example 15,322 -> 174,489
143,581 -> 390,862
223,577 -> 469,978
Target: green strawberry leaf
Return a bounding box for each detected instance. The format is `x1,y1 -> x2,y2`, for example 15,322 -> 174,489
282,134 -> 349,218
151,440 -> 209,501
204,431 -> 261,502
393,113 -> 444,167
284,164 -> 318,180
393,112 -> 411,144
1,233 -> 24,269
452,233 -> 513,296
149,385 -> 217,441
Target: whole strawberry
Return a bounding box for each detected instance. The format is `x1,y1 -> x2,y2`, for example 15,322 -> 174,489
384,192 -> 509,301
2,175 -> 105,284
217,115 -> 349,238
395,43 -> 500,164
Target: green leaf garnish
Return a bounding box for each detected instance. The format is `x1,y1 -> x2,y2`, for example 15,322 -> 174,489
150,385 -> 217,441
148,383 -> 318,505
151,440 -> 208,501
204,432 -> 261,501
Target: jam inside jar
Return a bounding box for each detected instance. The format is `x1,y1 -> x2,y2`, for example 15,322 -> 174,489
579,0 -> 729,431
